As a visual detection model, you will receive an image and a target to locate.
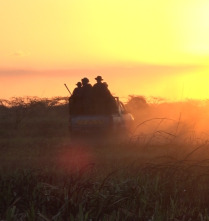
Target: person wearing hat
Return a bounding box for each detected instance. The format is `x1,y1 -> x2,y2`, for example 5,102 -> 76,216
95,75 -> 103,82
93,75 -> 105,90
81,77 -> 89,84
71,82 -> 82,99
81,77 -> 93,114
69,82 -> 83,114
92,76 -> 116,114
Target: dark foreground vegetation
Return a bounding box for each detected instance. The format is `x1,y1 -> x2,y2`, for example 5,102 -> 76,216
1,96 -> 209,220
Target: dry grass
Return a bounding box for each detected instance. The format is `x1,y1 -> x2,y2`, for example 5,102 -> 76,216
1,96 -> 209,220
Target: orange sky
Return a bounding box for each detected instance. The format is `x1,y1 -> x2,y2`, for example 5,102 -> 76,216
1,0 -> 209,101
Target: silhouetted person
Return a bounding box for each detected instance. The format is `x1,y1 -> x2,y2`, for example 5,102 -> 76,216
93,76 -> 117,114
71,82 -> 82,99
103,82 -> 108,88
69,82 -> 83,114
93,76 -> 106,91
81,77 -> 93,114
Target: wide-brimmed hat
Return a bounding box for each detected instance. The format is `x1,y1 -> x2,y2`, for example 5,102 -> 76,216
76,82 -> 82,86
81,77 -> 89,83
95,76 -> 103,81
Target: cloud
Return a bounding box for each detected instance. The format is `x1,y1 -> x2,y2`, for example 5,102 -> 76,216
0,69 -> 36,76
0,63 -> 206,78
11,50 -> 30,57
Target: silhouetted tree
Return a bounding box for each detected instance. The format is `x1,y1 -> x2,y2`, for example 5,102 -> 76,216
126,95 -> 148,110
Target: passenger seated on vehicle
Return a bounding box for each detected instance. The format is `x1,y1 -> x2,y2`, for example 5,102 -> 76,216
69,82 -> 83,114
103,82 -> 118,114
81,77 -> 93,115
92,76 -> 117,114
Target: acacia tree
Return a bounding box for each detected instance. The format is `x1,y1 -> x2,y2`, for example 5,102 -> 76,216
126,95 -> 148,111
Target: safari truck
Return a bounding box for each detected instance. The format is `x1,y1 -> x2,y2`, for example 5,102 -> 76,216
69,97 -> 134,138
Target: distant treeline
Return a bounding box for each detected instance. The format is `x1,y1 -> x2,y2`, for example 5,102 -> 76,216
0,97 -> 70,138
1,95 -> 209,144
0,96 -> 69,108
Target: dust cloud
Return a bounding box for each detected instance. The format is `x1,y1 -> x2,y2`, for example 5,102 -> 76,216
126,96 -> 209,146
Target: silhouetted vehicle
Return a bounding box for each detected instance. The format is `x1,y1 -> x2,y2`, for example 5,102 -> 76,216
69,97 -> 134,138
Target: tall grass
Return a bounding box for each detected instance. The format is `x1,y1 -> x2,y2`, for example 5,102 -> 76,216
2,158 -> 209,220
1,96 -> 209,220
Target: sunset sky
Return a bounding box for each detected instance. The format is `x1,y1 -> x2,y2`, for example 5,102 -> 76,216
1,0 -> 209,101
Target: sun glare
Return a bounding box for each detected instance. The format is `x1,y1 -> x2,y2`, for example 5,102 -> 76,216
175,0 -> 209,60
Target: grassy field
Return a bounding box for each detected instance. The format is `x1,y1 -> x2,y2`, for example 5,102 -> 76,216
1,97 -> 209,220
